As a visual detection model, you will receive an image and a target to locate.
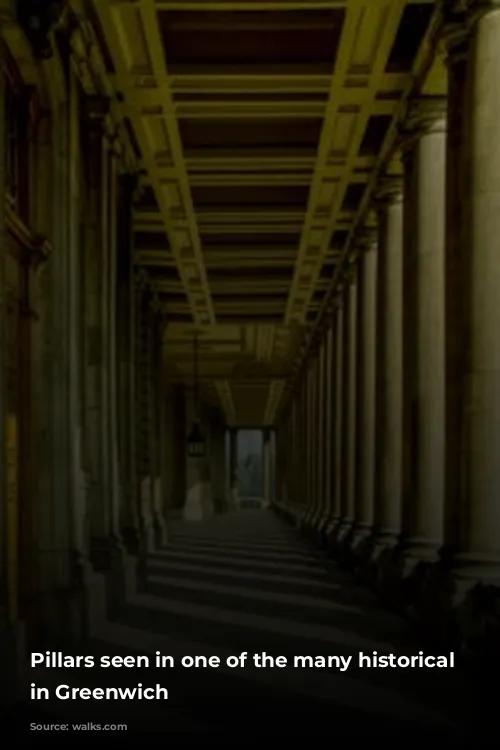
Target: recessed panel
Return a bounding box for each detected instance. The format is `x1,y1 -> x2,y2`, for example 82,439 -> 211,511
134,231 -> 170,250
386,3 -> 434,73
201,232 -> 300,247
192,185 -> 309,211
179,118 -> 322,158
158,9 -> 345,75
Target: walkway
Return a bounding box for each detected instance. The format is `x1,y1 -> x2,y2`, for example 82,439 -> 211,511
23,511 -> 492,737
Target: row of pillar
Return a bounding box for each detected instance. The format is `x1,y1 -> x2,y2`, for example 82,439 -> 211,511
275,2 -> 500,651
7,60 -> 171,643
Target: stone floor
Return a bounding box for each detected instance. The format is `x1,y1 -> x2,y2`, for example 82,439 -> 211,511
16,510 -> 494,737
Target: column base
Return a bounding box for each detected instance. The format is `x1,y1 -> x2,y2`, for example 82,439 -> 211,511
324,516 -> 341,552
300,508 -> 315,534
317,513 -> 332,547
350,523 -> 374,553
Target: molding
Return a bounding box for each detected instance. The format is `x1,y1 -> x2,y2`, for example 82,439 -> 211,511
373,175 -> 404,206
400,96 -> 447,144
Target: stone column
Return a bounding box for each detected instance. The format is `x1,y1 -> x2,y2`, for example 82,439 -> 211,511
373,177 -> 404,553
306,351 -> 319,526
148,297 -> 168,546
312,336 -> 326,529
319,323 -> 334,537
337,265 -> 358,546
353,226 -> 378,550
326,298 -> 344,540
85,100 -> 113,565
107,141 -> 122,544
117,174 -> 140,553
445,4 -> 500,585
37,77 -> 89,639
303,363 -> 310,520
400,100 -> 447,568
286,392 -> 297,512
134,275 -> 155,549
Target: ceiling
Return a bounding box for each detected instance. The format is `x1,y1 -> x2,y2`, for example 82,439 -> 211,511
90,0 -> 440,426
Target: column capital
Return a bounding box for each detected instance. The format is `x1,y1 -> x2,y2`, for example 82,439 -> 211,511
355,224 -> 378,252
373,175 -> 403,207
402,97 -> 447,140
343,259 -> 358,286
440,1 -> 500,62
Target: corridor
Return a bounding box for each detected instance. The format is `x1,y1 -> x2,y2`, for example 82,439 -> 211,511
2,0 -> 500,738
22,510 -> 492,738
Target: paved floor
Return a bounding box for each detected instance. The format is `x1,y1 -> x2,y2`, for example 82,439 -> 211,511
21,510 -> 493,737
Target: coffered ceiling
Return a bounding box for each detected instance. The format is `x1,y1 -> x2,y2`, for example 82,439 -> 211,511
90,0 -> 438,426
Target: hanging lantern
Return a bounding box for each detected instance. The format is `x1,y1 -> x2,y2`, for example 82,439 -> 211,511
187,420 -> 205,458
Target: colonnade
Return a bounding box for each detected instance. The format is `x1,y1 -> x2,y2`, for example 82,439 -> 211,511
275,3 -> 500,651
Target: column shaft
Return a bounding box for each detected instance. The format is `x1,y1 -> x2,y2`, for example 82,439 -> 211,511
375,185 -> 404,544
404,112 -> 447,554
355,238 -> 378,538
340,273 -> 358,535
323,325 -> 334,526
331,303 -> 344,529
457,8 -> 500,574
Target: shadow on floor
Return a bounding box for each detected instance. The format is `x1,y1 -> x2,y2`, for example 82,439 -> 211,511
13,510 -> 495,739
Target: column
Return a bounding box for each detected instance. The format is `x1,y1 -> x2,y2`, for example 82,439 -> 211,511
288,396 -> 298,510
327,298 -> 344,539
307,351 -> 319,526
445,4 -> 500,583
134,275 -> 154,548
319,324 -> 334,536
303,363 -> 313,523
85,101 -> 112,563
373,177 -> 404,551
107,140 -> 122,543
313,332 -> 326,529
150,297 -> 168,545
400,100 -> 447,564
302,374 -> 308,517
229,428 -> 238,509
353,226 -> 378,549
337,264 -> 358,544
117,173 -> 140,552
